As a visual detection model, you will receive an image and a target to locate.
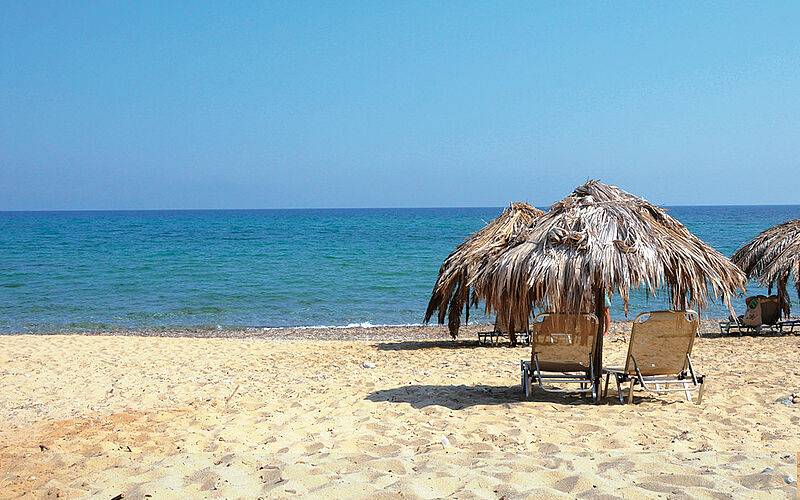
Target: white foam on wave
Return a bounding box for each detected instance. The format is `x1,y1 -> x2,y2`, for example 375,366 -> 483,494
254,321 -> 494,331
300,322 -> 421,329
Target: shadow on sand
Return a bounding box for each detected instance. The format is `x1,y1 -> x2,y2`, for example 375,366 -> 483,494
365,384 -> 600,410
373,340 -> 525,351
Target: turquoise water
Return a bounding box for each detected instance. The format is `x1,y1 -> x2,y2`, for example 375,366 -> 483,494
1,206 -> 799,333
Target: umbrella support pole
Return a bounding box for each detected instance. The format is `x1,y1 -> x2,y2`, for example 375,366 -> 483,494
593,287 -> 606,401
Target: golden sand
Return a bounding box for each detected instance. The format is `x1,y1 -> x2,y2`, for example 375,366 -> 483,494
0,327 -> 798,499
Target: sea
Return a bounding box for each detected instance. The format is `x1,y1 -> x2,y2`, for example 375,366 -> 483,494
1,206 -> 799,334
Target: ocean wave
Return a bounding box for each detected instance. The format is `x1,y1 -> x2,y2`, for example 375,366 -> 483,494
256,321 -> 494,331
0,320 -> 498,335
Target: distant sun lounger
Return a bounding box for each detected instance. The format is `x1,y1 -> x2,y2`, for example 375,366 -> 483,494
718,295 -> 798,335
603,310 -> 705,404
478,327 -> 530,346
520,313 -> 599,401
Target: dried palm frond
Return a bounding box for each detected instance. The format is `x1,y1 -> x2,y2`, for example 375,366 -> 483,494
471,181 -> 746,334
424,202 -> 545,338
732,218 -> 800,318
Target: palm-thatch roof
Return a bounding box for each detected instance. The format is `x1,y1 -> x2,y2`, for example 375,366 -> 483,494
731,218 -> 800,318
471,180 -> 747,335
424,202 -> 545,338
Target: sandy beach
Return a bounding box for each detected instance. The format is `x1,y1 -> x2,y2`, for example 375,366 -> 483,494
1,323 -> 798,499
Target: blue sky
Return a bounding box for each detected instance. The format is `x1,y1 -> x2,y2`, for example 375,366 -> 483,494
2,2 -> 799,210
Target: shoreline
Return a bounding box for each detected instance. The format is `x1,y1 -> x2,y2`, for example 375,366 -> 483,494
0,318 -> 765,340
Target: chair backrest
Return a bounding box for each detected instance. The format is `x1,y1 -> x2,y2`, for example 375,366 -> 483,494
530,313 -> 599,372
624,310 -> 699,376
759,296 -> 780,325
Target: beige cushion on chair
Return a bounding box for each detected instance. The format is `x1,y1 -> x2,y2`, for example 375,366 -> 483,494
623,310 -> 698,377
531,313 -> 598,373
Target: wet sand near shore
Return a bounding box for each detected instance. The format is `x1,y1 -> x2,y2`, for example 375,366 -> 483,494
0,323 -> 798,499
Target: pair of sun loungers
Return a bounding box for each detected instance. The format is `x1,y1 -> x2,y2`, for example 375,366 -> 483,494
520,310 -> 705,404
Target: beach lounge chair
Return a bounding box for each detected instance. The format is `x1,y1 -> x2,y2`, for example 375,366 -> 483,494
478,329 -> 530,346
603,310 -> 705,404
520,313 -> 599,401
778,319 -> 800,334
740,295 -> 800,334
477,330 -> 501,345
718,295 -> 781,335
479,317 -> 530,346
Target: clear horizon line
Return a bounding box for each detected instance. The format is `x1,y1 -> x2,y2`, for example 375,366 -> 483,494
2,202 -> 800,213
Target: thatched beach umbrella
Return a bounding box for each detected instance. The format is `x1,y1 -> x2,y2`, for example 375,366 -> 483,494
472,180 -> 746,386
732,218 -> 800,318
424,202 -> 545,339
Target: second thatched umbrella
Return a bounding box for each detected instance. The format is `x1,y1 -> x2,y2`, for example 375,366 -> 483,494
424,202 -> 545,339
732,218 -> 800,318
472,180 -> 746,386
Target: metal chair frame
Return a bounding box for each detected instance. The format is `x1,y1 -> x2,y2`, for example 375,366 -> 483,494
718,319 -> 779,336
603,353 -> 705,404
521,355 -> 597,401
778,319 -> 800,334
478,329 -> 530,346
